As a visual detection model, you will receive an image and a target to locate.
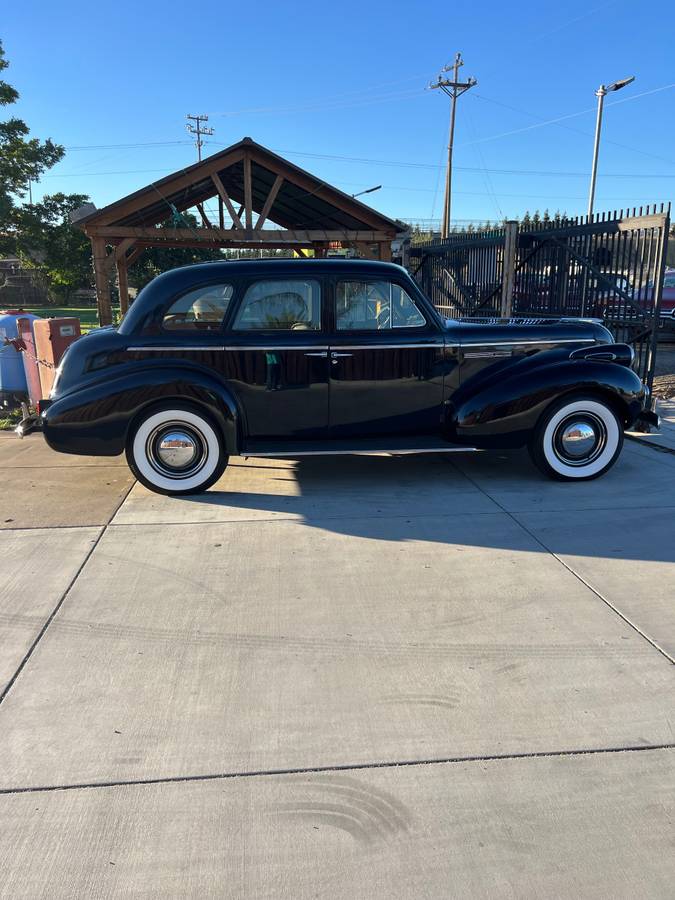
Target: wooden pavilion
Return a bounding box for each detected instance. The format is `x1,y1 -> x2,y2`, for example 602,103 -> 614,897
75,137 -> 404,325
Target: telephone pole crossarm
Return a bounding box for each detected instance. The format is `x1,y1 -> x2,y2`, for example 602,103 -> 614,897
186,114 -> 214,162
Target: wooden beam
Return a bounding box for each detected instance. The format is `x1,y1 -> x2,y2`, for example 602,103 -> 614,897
211,173 -> 243,229
113,238 -> 135,263
246,143 -> 396,232
116,256 -> 129,316
91,237 -> 113,326
81,148 -> 245,229
243,154 -> 253,230
196,203 -> 212,229
218,197 -> 224,229
255,175 -> 284,230
125,246 -> 145,268
92,226 -> 395,242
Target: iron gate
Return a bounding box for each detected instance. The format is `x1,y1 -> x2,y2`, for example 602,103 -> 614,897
409,204 -> 671,389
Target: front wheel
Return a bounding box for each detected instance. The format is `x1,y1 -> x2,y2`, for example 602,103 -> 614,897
126,405 -> 228,495
528,395 -> 624,481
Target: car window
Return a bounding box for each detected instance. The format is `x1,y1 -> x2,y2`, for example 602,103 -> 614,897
336,280 -> 426,330
233,279 -> 321,331
163,284 -> 233,331
664,274 -> 675,289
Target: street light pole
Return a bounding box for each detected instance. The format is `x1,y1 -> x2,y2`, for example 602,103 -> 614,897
587,86 -> 606,219
587,76 -> 635,219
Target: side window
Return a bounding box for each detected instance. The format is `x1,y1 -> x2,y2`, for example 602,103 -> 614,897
233,279 -> 321,331
163,284 -> 233,331
336,281 -> 426,331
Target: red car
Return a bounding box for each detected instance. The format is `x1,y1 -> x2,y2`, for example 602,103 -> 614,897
634,267 -> 675,319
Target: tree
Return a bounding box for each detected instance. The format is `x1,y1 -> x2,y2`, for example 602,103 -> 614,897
0,40 -> 64,247
14,193 -> 93,301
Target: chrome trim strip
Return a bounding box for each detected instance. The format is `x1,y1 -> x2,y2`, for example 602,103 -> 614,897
458,338 -> 596,347
330,343 -> 444,350
464,351 -> 512,358
226,345 -> 330,352
128,346 -> 226,351
129,338 -> 594,352
242,447 -> 482,457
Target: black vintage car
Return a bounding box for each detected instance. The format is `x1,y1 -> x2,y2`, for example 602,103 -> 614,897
17,259 -> 658,494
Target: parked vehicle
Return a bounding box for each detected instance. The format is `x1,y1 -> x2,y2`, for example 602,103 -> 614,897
633,268 -> 675,319
16,260 -> 658,493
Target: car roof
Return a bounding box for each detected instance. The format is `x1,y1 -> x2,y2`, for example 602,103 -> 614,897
160,258 -> 408,280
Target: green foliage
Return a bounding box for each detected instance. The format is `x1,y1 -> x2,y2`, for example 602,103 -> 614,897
129,214 -> 223,289
0,40 -> 64,239
14,193 -> 93,300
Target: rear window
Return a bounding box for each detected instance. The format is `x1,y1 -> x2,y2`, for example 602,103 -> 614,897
233,279 -> 321,331
163,284 -> 234,331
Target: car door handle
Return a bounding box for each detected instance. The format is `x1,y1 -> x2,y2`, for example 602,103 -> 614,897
303,351 -> 328,357
330,352 -> 353,358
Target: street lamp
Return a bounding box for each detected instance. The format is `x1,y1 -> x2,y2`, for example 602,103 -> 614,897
587,76 -> 635,217
351,185 -> 382,198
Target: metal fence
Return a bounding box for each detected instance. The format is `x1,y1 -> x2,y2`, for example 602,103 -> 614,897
409,204 -> 671,388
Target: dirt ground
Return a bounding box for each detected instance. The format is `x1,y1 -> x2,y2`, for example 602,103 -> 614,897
653,342 -> 675,399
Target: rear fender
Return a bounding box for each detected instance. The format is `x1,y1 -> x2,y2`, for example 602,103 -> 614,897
448,359 -> 646,448
42,366 -> 241,456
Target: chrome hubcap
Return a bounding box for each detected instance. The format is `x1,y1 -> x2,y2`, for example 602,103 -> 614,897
157,431 -> 198,469
559,422 -> 597,459
553,413 -> 607,466
146,422 -> 208,479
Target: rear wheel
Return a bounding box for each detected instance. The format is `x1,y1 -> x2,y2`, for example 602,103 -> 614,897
528,395 -> 624,481
126,405 -> 228,495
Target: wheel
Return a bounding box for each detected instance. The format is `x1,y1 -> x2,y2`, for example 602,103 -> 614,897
528,395 -> 624,481
126,404 -> 228,495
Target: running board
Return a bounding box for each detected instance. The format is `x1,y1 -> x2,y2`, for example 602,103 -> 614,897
240,437 -> 481,458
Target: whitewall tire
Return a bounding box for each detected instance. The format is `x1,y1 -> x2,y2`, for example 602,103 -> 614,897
126,405 -> 228,495
529,396 -> 624,481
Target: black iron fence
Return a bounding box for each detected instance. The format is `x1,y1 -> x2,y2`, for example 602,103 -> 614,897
409,204 -> 671,388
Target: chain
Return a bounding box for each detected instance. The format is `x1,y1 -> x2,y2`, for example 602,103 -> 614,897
1,337 -> 56,369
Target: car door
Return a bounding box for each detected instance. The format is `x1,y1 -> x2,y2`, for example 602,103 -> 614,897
327,276 -> 446,438
221,276 -> 329,439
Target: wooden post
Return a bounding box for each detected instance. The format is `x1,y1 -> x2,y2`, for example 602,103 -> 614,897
500,220 -> 518,318
243,154 -> 253,230
91,236 -> 113,326
379,241 -> 392,262
116,255 -> 129,315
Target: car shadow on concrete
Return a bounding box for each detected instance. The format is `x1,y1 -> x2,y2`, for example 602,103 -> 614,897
170,449 -> 675,566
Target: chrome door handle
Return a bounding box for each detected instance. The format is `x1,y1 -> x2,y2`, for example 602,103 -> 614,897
304,351 -> 328,357
330,352 -> 353,358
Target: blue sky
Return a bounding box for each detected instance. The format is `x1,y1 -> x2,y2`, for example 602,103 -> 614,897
3,0 -> 674,227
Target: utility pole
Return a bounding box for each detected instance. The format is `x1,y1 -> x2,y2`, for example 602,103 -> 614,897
430,53 -> 476,239
186,114 -> 214,161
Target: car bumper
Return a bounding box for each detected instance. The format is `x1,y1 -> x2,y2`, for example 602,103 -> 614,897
634,407 -> 660,431
15,413 -> 43,438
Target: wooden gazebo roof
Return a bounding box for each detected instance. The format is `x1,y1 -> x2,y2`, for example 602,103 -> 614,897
78,138 -> 404,324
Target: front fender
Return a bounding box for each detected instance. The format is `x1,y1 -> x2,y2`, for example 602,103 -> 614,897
42,366 -> 241,456
448,360 -> 646,448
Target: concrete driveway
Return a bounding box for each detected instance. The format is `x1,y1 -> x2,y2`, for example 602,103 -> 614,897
0,432 -> 673,898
